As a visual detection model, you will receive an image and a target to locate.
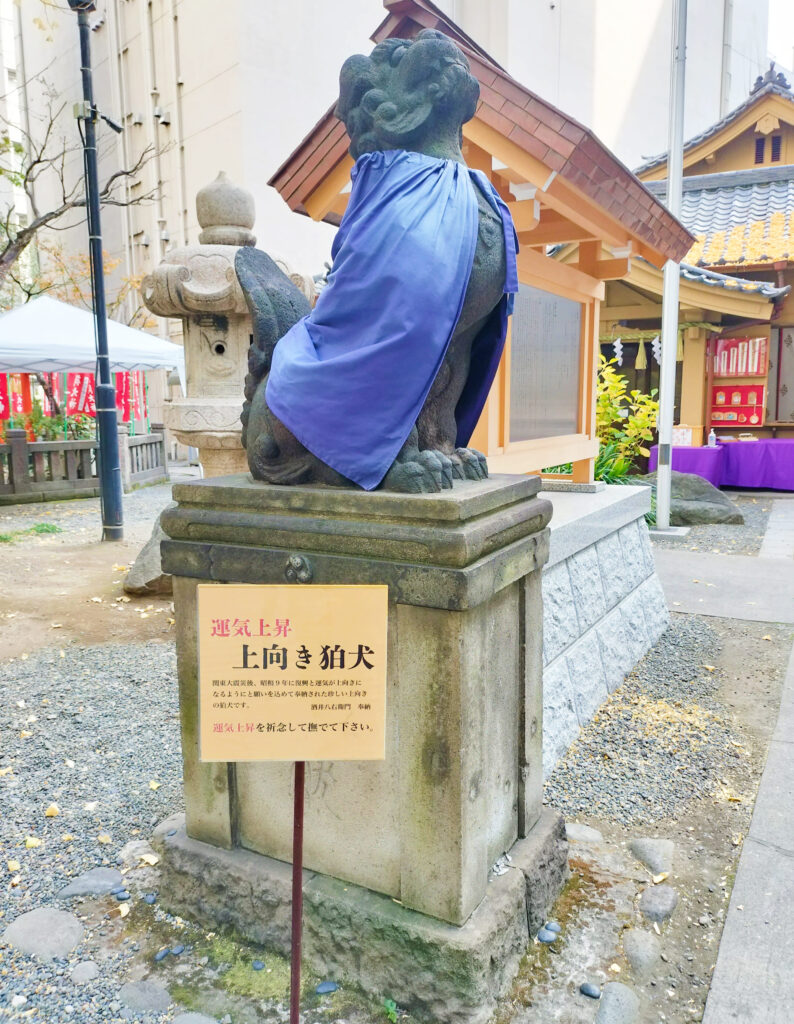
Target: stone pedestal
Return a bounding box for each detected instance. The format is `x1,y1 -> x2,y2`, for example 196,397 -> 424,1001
160,473 -> 568,1020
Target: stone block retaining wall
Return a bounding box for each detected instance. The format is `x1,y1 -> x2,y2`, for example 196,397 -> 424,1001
542,489 -> 669,776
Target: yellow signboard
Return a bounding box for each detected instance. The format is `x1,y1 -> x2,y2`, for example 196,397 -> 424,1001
197,584 -> 388,762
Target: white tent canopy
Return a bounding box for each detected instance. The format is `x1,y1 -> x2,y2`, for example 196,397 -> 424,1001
0,296 -> 184,379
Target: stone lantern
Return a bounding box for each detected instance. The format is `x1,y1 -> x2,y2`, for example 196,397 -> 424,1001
141,172 -> 314,477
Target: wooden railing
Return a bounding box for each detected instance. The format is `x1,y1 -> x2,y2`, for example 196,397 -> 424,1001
0,426 -> 168,504
124,427 -> 168,488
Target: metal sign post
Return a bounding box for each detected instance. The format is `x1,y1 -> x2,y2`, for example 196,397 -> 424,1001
290,761 -> 305,1024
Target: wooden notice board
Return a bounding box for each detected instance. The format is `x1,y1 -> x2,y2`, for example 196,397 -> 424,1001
197,584 -> 388,762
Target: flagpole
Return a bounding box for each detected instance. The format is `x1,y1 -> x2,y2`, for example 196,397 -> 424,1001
656,0 -> 688,531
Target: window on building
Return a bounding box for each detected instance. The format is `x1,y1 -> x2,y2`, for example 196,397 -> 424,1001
771,135 -> 782,162
754,137 -> 766,164
509,284 -> 582,442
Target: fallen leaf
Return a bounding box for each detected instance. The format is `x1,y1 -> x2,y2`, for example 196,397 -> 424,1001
20,653 -> 28,660
90,596 -> 102,603
166,618 -> 175,626
84,801 -> 98,812
149,780 -> 161,791
653,922 -> 661,935
50,623 -> 63,629
139,853 -> 159,866
609,963 -> 621,973
732,834 -> 743,847
139,613 -> 149,619
25,837 -> 42,849
0,766 -> 14,777
112,564 -> 127,572
59,650 -> 65,658
7,860 -> 20,873
10,874 -> 21,887
19,731 -> 32,739
762,635 -> 772,641
97,833 -> 112,845
653,872 -> 668,884
44,803 -> 59,818
61,834 -> 75,842
118,903 -> 129,918
703,665 -> 716,672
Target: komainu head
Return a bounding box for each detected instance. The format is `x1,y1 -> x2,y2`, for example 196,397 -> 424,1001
335,29 -> 480,159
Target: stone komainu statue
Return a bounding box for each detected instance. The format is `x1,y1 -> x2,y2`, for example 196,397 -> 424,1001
237,29 -> 517,493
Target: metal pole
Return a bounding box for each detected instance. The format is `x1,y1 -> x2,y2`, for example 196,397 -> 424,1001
74,5 -> 124,541
656,0 -> 687,531
290,761 -> 305,1024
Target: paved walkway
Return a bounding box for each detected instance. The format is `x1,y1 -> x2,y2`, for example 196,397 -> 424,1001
760,498 -> 794,559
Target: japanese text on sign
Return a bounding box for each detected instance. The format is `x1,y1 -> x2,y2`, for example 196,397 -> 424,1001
197,584 -> 388,762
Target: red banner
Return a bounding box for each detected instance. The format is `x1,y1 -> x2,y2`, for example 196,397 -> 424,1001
132,371 -> 146,420
0,374 -> 9,419
115,371 -> 131,422
66,373 -> 96,417
9,374 -> 32,415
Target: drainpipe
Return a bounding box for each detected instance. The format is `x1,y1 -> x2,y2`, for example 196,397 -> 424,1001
656,0 -> 687,532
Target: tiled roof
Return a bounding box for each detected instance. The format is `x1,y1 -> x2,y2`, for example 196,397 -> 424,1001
645,166 -> 794,267
634,79 -> 794,176
268,0 -> 693,263
678,262 -> 789,300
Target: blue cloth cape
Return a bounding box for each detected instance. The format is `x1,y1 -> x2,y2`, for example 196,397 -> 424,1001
266,149 -> 518,490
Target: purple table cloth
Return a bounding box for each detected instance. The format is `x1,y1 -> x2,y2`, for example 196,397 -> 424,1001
648,445 -> 725,487
719,439 -> 794,490
649,440 -> 794,490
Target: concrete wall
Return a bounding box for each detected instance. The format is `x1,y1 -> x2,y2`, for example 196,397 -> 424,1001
540,486 -> 670,776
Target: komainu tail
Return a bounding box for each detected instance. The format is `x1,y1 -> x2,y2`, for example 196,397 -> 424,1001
234,247 -> 312,447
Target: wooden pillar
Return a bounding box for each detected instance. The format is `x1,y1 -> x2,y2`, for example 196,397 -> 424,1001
680,326 -> 707,440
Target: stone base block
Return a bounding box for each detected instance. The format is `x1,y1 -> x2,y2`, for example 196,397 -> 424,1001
153,808 -> 568,1024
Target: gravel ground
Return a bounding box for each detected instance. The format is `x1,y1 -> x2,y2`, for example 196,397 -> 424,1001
544,616 -> 740,826
0,642 -> 182,1021
650,495 -> 772,555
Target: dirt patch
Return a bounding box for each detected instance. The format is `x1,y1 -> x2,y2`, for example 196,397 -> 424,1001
0,525 -> 172,658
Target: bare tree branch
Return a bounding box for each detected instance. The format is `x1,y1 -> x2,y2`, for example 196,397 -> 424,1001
0,82 -> 161,291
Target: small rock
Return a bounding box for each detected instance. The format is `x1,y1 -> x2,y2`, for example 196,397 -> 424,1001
595,982 -> 640,1023
11,995 -> 27,1009
154,948 -> 170,962
118,979 -> 171,1013
629,838 -> 674,875
316,981 -> 339,994
537,927 -> 557,943
144,894 -> 156,904
124,506 -> 174,595
57,867 -> 123,899
698,914 -> 710,926
566,823 -> 604,844
116,891 -> 131,902
71,961 -> 100,984
2,907 -> 84,959
171,944 -> 185,955
639,884 -> 679,923
252,959 -> 265,970
580,982 -> 601,999
117,839 -> 157,867
544,921 -> 561,933
110,885 -> 126,896
623,930 -> 661,977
